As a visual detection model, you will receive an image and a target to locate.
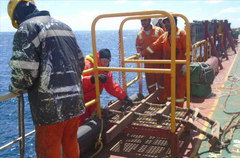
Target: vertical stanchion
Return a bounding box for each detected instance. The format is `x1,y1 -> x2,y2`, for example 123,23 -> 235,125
18,94 -> 25,158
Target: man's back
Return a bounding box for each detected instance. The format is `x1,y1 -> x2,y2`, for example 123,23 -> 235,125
9,10 -> 85,126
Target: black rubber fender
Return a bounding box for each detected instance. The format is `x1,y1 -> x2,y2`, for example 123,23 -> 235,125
77,93 -> 144,154
77,117 -> 102,153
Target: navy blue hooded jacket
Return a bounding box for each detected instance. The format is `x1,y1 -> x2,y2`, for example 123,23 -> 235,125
9,2 -> 85,126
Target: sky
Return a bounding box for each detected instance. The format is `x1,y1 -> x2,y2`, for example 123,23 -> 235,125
1,0 -> 240,32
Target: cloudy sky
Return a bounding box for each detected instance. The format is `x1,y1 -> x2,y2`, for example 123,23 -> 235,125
1,0 -> 240,32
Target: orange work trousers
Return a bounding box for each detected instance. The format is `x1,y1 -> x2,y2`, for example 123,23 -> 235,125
145,63 -> 166,104
157,73 -> 166,104
35,117 -> 80,158
165,74 -> 186,107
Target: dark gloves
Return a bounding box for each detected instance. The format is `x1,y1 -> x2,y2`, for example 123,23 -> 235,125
90,74 -> 107,84
99,74 -> 107,83
124,95 -> 134,106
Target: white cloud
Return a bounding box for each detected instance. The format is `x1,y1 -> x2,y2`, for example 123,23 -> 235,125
35,2 -> 44,7
141,1 -> 152,7
115,0 -> 127,4
213,13 -> 220,17
0,15 -> 14,32
191,0 -> 199,3
225,17 -> 240,28
0,15 -> 8,21
205,0 -> 222,4
63,3 -> 70,7
54,10 -> 106,31
194,8 -> 201,11
220,7 -> 240,13
79,10 -> 105,17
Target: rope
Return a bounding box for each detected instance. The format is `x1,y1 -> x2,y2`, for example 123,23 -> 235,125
221,114 -> 240,148
89,119 -> 104,158
219,48 -> 240,148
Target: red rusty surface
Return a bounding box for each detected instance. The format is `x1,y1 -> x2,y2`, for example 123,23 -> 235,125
205,56 -> 219,75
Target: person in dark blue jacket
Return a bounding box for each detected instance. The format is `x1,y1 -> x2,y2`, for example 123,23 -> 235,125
7,0 -> 85,157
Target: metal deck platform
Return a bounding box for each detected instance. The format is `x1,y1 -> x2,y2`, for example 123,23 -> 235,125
81,43 -> 240,158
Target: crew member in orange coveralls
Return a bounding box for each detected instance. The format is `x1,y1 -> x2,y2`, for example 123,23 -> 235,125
135,19 -> 166,103
153,18 -> 166,31
140,17 -> 192,107
79,48 -> 134,126
7,0 -> 86,157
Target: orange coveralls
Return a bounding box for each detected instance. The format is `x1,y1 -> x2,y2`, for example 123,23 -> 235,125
79,52 -> 127,126
142,28 -> 192,107
135,26 -> 166,103
35,117 -> 80,158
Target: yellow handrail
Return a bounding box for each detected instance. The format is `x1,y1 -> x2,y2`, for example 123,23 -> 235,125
90,10 -> 177,121
193,33 -> 223,62
88,10 -> 192,133
0,11 -> 193,153
193,40 -> 206,62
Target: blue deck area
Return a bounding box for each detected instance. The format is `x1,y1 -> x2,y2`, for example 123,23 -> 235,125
195,48 -> 240,157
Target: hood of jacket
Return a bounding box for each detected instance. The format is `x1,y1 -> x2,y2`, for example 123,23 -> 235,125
85,51 -> 102,67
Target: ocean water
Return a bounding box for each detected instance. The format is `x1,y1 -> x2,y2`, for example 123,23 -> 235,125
0,30 -> 148,157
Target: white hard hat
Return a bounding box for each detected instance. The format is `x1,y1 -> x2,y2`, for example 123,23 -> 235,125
152,18 -> 159,26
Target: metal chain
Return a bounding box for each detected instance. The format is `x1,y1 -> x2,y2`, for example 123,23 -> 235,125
118,30 -> 122,87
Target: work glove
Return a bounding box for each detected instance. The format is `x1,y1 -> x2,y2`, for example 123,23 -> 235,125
181,64 -> 186,75
134,52 -> 142,59
90,74 -> 107,84
124,95 -> 134,106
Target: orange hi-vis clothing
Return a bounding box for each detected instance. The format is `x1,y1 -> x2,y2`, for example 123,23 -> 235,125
136,26 -> 164,63
163,27 -> 167,32
135,26 -> 166,103
142,27 -> 192,107
35,117 -> 80,158
79,52 -> 127,126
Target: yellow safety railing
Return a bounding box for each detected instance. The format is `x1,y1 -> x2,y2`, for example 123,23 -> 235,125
0,11 -> 192,154
193,40 -> 206,62
87,10 -> 191,133
193,34 -> 223,62
89,10 -> 176,121
124,56 -> 141,88
120,14 -> 172,92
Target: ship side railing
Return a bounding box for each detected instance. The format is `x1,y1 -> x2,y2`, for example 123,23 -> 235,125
0,93 -> 35,158
0,10 -> 192,157
192,19 -> 237,65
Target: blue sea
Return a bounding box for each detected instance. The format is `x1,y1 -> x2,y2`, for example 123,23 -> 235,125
0,30 -> 148,157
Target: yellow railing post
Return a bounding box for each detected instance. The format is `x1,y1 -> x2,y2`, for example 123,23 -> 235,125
90,11 -> 178,129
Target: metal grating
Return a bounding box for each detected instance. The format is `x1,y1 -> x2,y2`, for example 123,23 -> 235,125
109,133 -> 172,158
108,105 -> 188,130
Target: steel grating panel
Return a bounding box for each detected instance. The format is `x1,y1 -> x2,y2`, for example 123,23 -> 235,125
108,105 -> 188,131
101,133 -> 185,158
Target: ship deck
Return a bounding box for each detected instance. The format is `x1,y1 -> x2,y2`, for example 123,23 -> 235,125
82,43 -> 240,158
